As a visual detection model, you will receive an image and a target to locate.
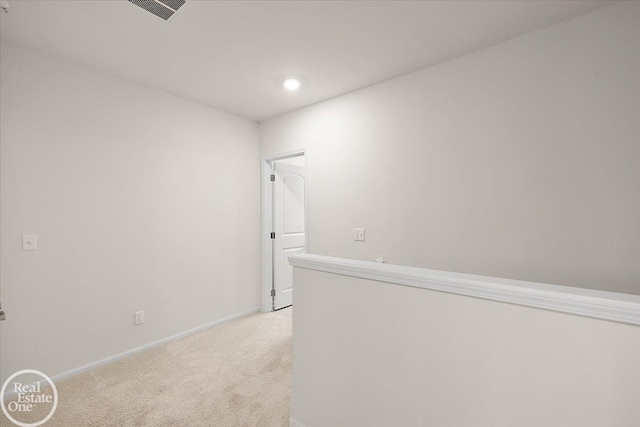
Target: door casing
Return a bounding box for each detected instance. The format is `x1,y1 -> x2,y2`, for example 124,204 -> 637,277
261,148 -> 308,312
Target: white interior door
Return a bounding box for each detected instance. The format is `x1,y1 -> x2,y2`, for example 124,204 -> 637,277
273,161 -> 306,310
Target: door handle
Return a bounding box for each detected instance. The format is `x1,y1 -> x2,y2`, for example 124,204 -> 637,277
0,303 -> 5,321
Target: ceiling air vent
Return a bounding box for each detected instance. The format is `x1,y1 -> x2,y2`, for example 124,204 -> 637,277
128,0 -> 187,21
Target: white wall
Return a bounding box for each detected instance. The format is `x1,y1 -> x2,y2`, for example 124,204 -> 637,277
292,267 -> 640,427
0,44 -> 261,384
260,2 -> 640,295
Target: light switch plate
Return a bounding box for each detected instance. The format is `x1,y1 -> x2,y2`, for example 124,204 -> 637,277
354,228 -> 365,241
22,234 -> 37,251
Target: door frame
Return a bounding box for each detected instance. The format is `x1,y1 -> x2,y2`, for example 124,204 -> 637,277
261,148 -> 308,312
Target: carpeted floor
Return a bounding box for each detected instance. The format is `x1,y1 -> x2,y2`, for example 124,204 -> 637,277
1,311 -> 293,427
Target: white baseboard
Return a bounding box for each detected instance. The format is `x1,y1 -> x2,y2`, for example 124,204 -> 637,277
291,418 -> 309,427
2,307 -> 260,401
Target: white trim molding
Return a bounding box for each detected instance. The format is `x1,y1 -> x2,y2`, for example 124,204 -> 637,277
261,148 -> 308,313
289,254 -> 640,326
290,418 -> 309,427
2,307 -> 260,402
261,158 -> 275,313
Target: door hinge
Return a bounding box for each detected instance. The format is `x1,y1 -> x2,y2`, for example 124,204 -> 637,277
270,232 -> 275,239
270,174 -> 275,182
271,289 -> 276,297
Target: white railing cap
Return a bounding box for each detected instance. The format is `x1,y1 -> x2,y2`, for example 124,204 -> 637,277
289,253 -> 640,326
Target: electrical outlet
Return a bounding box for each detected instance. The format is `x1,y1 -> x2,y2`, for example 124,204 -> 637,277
354,228 -> 365,241
134,311 -> 144,325
22,234 -> 37,251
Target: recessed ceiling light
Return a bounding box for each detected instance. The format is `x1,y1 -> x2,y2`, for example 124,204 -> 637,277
283,78 -> 301,91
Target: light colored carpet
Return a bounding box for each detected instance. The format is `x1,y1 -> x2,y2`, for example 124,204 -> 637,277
1,312 -> 292,427
274,306 -> 292,319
